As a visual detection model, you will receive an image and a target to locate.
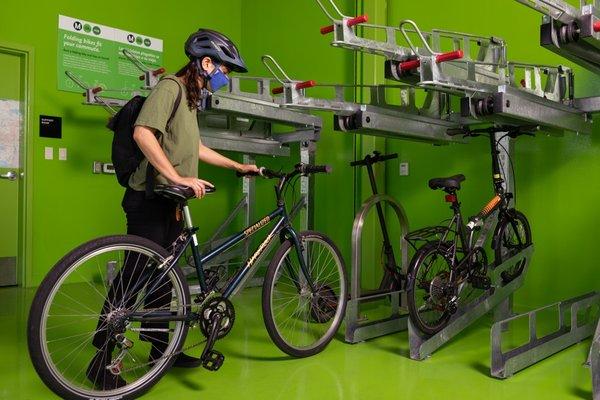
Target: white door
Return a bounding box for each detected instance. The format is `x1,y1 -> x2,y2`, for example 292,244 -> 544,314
0,50 -> 25,286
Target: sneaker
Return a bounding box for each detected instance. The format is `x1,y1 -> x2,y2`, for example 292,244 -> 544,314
86,349 -> 127,390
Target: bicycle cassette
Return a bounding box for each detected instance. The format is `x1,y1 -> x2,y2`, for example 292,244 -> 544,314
199,297 -> 235,340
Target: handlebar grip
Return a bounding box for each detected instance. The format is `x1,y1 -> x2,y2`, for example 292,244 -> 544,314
379,153 -> 398,162
236,169 -> 261,177
301,164 -> 332,174
350,152 -> 397,167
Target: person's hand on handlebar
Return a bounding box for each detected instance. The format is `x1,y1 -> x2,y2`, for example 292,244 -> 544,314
172,176 -> 214,198
235,163 -> 261,175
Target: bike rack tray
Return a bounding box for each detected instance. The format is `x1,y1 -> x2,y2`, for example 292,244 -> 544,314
491,291 -> 600,379
517,0 -> 600,75
262,55 -> 469,144
346,194 -> 410,343
409,245 -> 534,360
591,319 -> 600,399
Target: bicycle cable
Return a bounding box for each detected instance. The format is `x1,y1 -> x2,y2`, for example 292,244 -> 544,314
495,135 -> 518,206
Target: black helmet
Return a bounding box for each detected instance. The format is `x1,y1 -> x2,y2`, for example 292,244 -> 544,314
185,29 -> 247,73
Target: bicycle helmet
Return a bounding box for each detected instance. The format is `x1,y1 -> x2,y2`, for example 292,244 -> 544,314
185,29 -> 248,73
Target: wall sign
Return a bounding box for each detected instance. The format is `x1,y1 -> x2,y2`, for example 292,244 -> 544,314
57,15 -> 163,99
39,115 -> 62,139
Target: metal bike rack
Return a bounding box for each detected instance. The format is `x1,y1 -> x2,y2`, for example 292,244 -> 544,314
262,55 -> 468,144
517,0 -> 600,75
591,320 -> 600,399
409,245 -> 534,360
346,194 -> 410,343
316,0 -> 596,134
491,291 -> 600,378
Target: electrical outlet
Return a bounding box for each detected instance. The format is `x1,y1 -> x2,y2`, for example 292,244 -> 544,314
400,162 -> 409,176
59,148 -> 67,161
44,147 -> 53,160
93,161 -> 103,174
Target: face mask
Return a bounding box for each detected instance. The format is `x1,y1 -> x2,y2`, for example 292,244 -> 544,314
207,65 -> 229,93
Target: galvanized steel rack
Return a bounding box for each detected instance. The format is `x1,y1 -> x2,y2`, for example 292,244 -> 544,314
517,0 -> 600,74
262,55 -> 468,144
316,0 -> 596,135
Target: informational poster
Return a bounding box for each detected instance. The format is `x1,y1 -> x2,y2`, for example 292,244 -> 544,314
0,100 -> 21,169
57,15 -> 163,99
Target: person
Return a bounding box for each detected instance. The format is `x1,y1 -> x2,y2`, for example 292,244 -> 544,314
86,29 -> 259,390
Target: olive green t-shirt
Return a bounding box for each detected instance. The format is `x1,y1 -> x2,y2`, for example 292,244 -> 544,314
129,75 -> 200,191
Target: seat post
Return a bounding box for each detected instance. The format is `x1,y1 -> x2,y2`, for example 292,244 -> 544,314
182,202 -> 194,230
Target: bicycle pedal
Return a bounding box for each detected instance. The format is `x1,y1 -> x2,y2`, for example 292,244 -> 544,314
201,350 -> 224,371
470,275 -> 491,290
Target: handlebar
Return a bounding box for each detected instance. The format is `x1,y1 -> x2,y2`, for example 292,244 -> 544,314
447,125 -> 539,138
350,151 -> 398,167
236,164 -> 332,179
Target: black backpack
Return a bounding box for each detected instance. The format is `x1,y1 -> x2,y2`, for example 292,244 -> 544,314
107,78 -> 182,195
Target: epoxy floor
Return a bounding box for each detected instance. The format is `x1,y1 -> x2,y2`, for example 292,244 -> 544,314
0,286 -> 593,399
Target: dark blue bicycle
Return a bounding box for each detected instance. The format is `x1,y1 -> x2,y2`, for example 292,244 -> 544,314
28,163 -> 348,399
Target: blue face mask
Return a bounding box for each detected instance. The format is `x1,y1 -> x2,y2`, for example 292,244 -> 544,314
207,66 -> 229,93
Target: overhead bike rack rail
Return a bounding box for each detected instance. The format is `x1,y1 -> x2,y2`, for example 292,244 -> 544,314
516,0 -> 600,75
491,291 -> 600,379
409,245 -> 535,360
316,0 -> 595,134
262,55 -> 469,144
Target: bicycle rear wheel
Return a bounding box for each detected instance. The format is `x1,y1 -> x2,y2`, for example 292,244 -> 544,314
28,235 -> 190,400
262,231 -> 347,357
407,241 -> 454,336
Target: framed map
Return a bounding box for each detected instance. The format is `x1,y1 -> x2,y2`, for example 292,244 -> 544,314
0,99 -> 21,169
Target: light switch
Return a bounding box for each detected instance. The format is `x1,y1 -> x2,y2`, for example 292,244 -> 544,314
399,162 -> 409,176
44,147 -> 53,160
59,148 -> 67,161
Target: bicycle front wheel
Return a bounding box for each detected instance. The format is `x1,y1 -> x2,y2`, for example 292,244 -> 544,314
262,231 -> 347,357
28,235 -> 190,400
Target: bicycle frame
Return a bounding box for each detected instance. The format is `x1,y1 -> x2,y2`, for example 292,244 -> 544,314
128,202 -> 313,324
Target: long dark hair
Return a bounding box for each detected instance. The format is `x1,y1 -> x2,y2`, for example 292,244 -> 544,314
175,60 -> 205,109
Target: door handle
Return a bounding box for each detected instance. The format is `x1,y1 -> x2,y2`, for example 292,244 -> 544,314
0,171 -> 17,181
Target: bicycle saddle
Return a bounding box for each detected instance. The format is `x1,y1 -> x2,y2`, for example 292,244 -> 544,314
428,174 -> 466,191
154,184 -> 216,202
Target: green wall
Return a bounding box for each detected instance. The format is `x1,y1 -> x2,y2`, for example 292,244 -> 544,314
0,0 -> 243,286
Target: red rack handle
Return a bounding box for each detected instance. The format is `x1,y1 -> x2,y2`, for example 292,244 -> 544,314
153,67 -> 166,76
272,80 -> 317,95
594,21 -> 600,32
398,50 -> 464,72
435,49 -> 464,63
320,14 -> 368,35
91,87 -> 103,94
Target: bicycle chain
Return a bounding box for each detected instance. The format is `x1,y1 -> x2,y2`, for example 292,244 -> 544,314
117,291 -> 221,375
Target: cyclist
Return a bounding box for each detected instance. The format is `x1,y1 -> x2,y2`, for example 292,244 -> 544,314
87,29 -> 259,389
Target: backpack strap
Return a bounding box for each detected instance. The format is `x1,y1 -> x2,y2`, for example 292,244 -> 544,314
145,78 -> 184,199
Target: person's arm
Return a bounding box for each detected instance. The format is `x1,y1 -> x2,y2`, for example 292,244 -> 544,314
133,125 -> 213,197
198,143 -> 260,173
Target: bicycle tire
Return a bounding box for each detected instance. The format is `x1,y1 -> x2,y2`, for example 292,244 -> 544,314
262,231 -> 347,357
406,241 -> 454,336
28,235 -> 190,400
493,210 -> 532,284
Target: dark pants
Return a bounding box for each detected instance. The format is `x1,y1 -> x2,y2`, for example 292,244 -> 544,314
92,188 -> 183,351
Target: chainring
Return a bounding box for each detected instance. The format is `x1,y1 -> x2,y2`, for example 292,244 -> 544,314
199,297 -> 235,340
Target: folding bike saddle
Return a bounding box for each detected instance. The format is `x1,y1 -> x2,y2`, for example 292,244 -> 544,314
154,184 -> 216,202
428,174 -> 466,192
